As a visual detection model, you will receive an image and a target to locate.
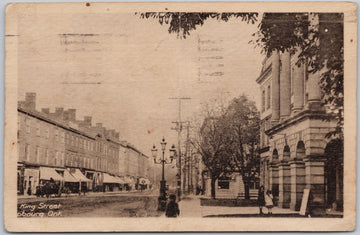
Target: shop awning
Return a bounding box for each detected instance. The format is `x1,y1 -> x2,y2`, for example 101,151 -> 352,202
115,177 -> 125,184
123,176 -> 134,185
71,169 -> 91,182
139,178 -> 150,185
39,167 -> 63,181
103,173 -> 118,184
63,170 -> 78,182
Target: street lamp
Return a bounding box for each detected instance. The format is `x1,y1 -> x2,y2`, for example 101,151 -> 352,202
152,137 -> 176,211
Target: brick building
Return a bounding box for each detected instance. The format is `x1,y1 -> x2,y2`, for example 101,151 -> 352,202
17,93 -> 152,195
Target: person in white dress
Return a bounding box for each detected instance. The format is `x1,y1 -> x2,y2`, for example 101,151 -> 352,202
265,190 -> 274,215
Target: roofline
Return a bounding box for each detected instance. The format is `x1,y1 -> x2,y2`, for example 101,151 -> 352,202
256,64 -> 272,84
18,107 -> 96,140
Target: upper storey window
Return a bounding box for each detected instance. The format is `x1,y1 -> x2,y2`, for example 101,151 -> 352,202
267,85 -> 271,110
261,90 -> 265,112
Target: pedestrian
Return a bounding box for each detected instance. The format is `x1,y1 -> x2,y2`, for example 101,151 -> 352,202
265,190 -> 274,215
165,194 -> 180,218
82,184 -> 88,196
258,186 -> 265,215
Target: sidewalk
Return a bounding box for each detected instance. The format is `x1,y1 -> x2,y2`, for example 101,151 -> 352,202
18,189 -> 154,201
178,196 -> 300,217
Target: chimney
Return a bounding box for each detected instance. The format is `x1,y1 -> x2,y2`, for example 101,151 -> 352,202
41,108 -> 50,114
68,109 -> 76,121
83,116 -> 92,126
18,101 -> 26,109
54,108 -> 64,119
63,110 -> 69,121
25,92 -> 36,110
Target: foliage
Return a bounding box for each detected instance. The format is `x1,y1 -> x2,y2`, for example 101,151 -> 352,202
254,13 -> 344,138
191,115 -> 233,199
137,12 -> 258,38
223,95 -> 260,199
191,95 -> 260,198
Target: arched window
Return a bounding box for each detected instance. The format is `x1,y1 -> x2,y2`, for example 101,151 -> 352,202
296,141 -> 306,159
272,149 -> 279,161
283,145 -> 290,161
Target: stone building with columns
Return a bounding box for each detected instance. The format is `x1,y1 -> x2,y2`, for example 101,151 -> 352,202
256,14 -> 343,213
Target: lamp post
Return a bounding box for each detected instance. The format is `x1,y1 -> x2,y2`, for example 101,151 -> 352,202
151,137 -> 176,211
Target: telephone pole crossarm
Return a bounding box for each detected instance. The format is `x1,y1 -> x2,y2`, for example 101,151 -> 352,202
169,97 -> 191,199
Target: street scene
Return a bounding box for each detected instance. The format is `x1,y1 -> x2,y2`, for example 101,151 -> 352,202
12,7 -> 344,219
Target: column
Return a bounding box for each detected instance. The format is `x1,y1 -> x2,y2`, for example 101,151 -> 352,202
304,155 -> 326,212
260,159 -> 265,187
307,71 -> 322,110
280,50 -> 291,120
271,51 -> 280,124
278,161 -> 291,208
289,159 -> 306,211
292,63 -> 305,112
269,162 -> 279,205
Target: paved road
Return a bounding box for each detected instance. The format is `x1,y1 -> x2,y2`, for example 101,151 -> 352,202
18,191 -> 162,217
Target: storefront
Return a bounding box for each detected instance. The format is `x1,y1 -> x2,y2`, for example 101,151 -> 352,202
103,173 -> 118,192
70,169 -> 92,192
24,167 -> 40,195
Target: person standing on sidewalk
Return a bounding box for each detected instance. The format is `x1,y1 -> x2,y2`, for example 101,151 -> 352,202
165,194 -> 180,218
265,190 -> 274,215
258,186 -> 265,215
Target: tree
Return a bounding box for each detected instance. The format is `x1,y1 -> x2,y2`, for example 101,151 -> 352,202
191,96 -> 260,199
139,12 -> 344,138
191,115 -> 233,199
223,95 -> 260,199
253,13 -> 343,138
137,12 -> 258,38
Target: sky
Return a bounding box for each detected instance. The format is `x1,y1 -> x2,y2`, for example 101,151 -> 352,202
17,9 -> 264,157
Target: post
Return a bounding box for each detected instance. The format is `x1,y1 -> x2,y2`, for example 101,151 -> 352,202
158,148 -> 167,211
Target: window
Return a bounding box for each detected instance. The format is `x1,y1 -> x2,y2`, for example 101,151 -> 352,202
25,118 -> 30,134
55,129 -> 59,141
17,117 -> 21,132
261,90 -> 265,112
218,176 -> 231,189
25,144 -> 30,161
267,85 -> 271,109
36,122 -> 40,136
45,126 -> 50,139
36,146 -> 41,163
66,133 -> 69,144
61,132 -> 65,143
45,148 -> 49,164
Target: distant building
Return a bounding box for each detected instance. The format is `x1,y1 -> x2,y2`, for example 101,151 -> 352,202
256,13 -> 343,212
17,92 -> 152,195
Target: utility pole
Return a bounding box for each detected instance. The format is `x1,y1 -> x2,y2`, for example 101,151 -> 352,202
169,97 -> 191,199
185,122 -> 191,194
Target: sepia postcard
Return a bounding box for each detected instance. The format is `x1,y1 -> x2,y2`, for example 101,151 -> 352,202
3,1 -> 357,232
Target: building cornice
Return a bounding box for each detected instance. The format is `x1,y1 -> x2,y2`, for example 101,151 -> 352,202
18,107 -> 96,140
256,64 -> 272,84
265,109 -> 333,137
